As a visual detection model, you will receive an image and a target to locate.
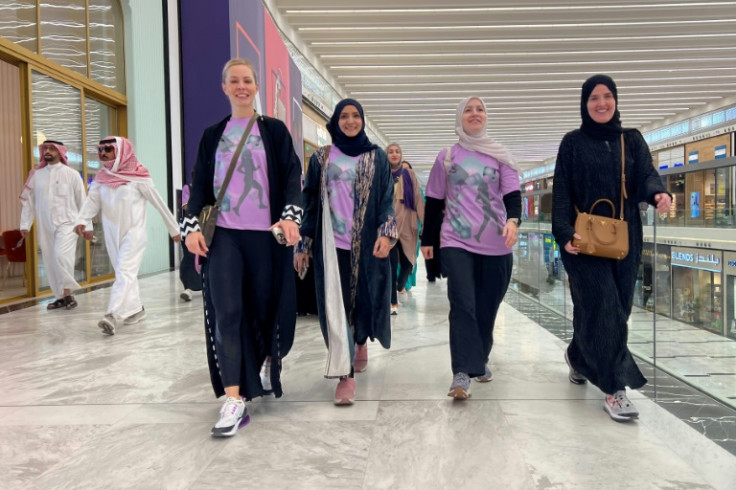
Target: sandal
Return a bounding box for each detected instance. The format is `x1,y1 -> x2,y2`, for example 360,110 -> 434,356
47,298 -> 66,310
64,296 -> 78,310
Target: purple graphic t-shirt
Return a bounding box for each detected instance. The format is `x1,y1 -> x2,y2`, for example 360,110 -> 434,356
326,146 -> 359,250
214,118 -> 271,230
425,144 -> 520,256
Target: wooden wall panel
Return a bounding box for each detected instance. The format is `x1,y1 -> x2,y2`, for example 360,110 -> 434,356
0,60 -> 23,233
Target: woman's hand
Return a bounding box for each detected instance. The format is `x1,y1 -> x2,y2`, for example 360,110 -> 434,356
654,193 -> 672,213
185,231 -> 208,257
373,236 -> 391,258
270,219 -> 301,246
502,221 -> 519,248
564,233 -> 582,255
294,253 -> 310,274
421,246 -> 433,260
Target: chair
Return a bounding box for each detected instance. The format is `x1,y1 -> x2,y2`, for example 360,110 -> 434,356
1,229 -> 27,289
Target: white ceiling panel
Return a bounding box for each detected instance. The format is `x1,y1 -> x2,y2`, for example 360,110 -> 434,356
269,0 -> 736,175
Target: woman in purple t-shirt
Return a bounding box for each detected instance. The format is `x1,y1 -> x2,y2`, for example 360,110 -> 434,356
421,96 -> 522,399
295,98 -> 397,406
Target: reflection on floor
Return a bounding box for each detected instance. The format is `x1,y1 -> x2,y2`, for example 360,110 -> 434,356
1,267 -> 735,489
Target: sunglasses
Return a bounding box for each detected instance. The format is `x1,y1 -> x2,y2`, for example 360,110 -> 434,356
41,144 -> 58,152
97,145 -> 115,154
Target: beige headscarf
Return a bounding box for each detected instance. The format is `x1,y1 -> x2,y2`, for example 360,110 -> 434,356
455,96 -> 518,171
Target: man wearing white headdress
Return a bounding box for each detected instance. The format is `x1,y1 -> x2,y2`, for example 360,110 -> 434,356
75,137 -> 180,335
19,140 -> 86,310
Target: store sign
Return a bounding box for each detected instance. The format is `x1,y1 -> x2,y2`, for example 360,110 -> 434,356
649,123 -> 736,151
715,145 -> 727,159
724,252 -> 736,274
688,151 -> 699,164
671,247 -> 722,272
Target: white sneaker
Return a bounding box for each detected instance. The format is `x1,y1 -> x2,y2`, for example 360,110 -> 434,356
123,307 -> 147,325
98,314 -> 117,335
211,397 -> 247,437
180,289 -> 192,302
260,357 -> 273,394
390,304 -> 399,315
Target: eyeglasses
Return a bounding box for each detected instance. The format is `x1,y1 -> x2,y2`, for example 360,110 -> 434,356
97,145 -> 115,154
41,144 -> 58,152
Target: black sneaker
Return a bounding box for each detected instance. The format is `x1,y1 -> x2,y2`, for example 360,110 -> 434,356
564,349 -> 587,385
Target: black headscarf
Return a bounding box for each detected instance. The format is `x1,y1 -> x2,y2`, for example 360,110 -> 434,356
326,98 -> 378,157
580,74 -> 623,141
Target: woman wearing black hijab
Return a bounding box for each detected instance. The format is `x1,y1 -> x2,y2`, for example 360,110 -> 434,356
552,75 -> 671,422
295,98 -> 397,405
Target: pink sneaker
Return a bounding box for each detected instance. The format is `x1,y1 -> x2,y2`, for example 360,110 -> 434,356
334,377 -> 356,406
353,343 -> 368,373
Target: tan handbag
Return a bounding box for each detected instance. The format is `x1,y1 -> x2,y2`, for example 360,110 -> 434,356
572,134 -> 629,260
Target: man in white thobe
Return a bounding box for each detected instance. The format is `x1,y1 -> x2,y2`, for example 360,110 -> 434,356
20,140 -> 85,310
75,137 -> 180,335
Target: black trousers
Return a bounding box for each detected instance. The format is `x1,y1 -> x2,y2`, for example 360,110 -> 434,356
390,245 -> 413,304
442,248 -> 512,378
208,228 -> 274,388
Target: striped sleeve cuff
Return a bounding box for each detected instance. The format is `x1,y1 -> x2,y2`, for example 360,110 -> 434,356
281,204 -> 303,226
180,215 -> 200,238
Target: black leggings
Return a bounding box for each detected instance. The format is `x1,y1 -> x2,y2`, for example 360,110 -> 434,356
390,245 -> 413,304
208,228 -> 274,388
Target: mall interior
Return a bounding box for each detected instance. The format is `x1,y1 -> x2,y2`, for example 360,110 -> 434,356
0,1 -> 735,488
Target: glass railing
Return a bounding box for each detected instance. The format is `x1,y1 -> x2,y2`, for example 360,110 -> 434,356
508,208 -> 736,410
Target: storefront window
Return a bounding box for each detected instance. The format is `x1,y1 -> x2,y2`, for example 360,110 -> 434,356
0,0 -> 37,52
714,167 -> 733,226
89,0 -> 125,91
84,97 -> 117,277
30,71 -> 88,289
40,0 -> 88,77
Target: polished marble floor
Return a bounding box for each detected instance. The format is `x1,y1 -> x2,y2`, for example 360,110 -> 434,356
1,266 -> 736,489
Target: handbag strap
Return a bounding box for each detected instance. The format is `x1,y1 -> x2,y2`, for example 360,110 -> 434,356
574,133 -> 627,219
619,132 -> 627,220
215,114 -> 258,207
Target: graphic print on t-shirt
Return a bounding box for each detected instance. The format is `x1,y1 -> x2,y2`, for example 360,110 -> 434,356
326,150 -> 358,250
231,134 -> 267,215
446,154 -> 504,242
214,120 -> 271,230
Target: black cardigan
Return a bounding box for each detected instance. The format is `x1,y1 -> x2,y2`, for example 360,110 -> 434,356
186,114 -> 302,226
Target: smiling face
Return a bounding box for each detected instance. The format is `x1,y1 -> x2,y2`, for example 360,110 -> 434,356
586,84 -> 616,124
222,64 -> 258,112
387,144 -> 402,165
338,105 -> 362,137
461,98 -> 486,136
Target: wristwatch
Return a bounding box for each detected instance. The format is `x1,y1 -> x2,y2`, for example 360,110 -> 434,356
507,218 -> 520,226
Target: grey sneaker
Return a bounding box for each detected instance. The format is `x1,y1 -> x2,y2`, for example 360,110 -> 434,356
448,372 -> 471,399
564,349 -> 587,385
98,314 -> 117,335
211,396 -> 248,438
603,391 -> 638,422
613,390 -> 639,418
475,365 -> 493,383
180,289 -> 192,302
124,307 -> 147,325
